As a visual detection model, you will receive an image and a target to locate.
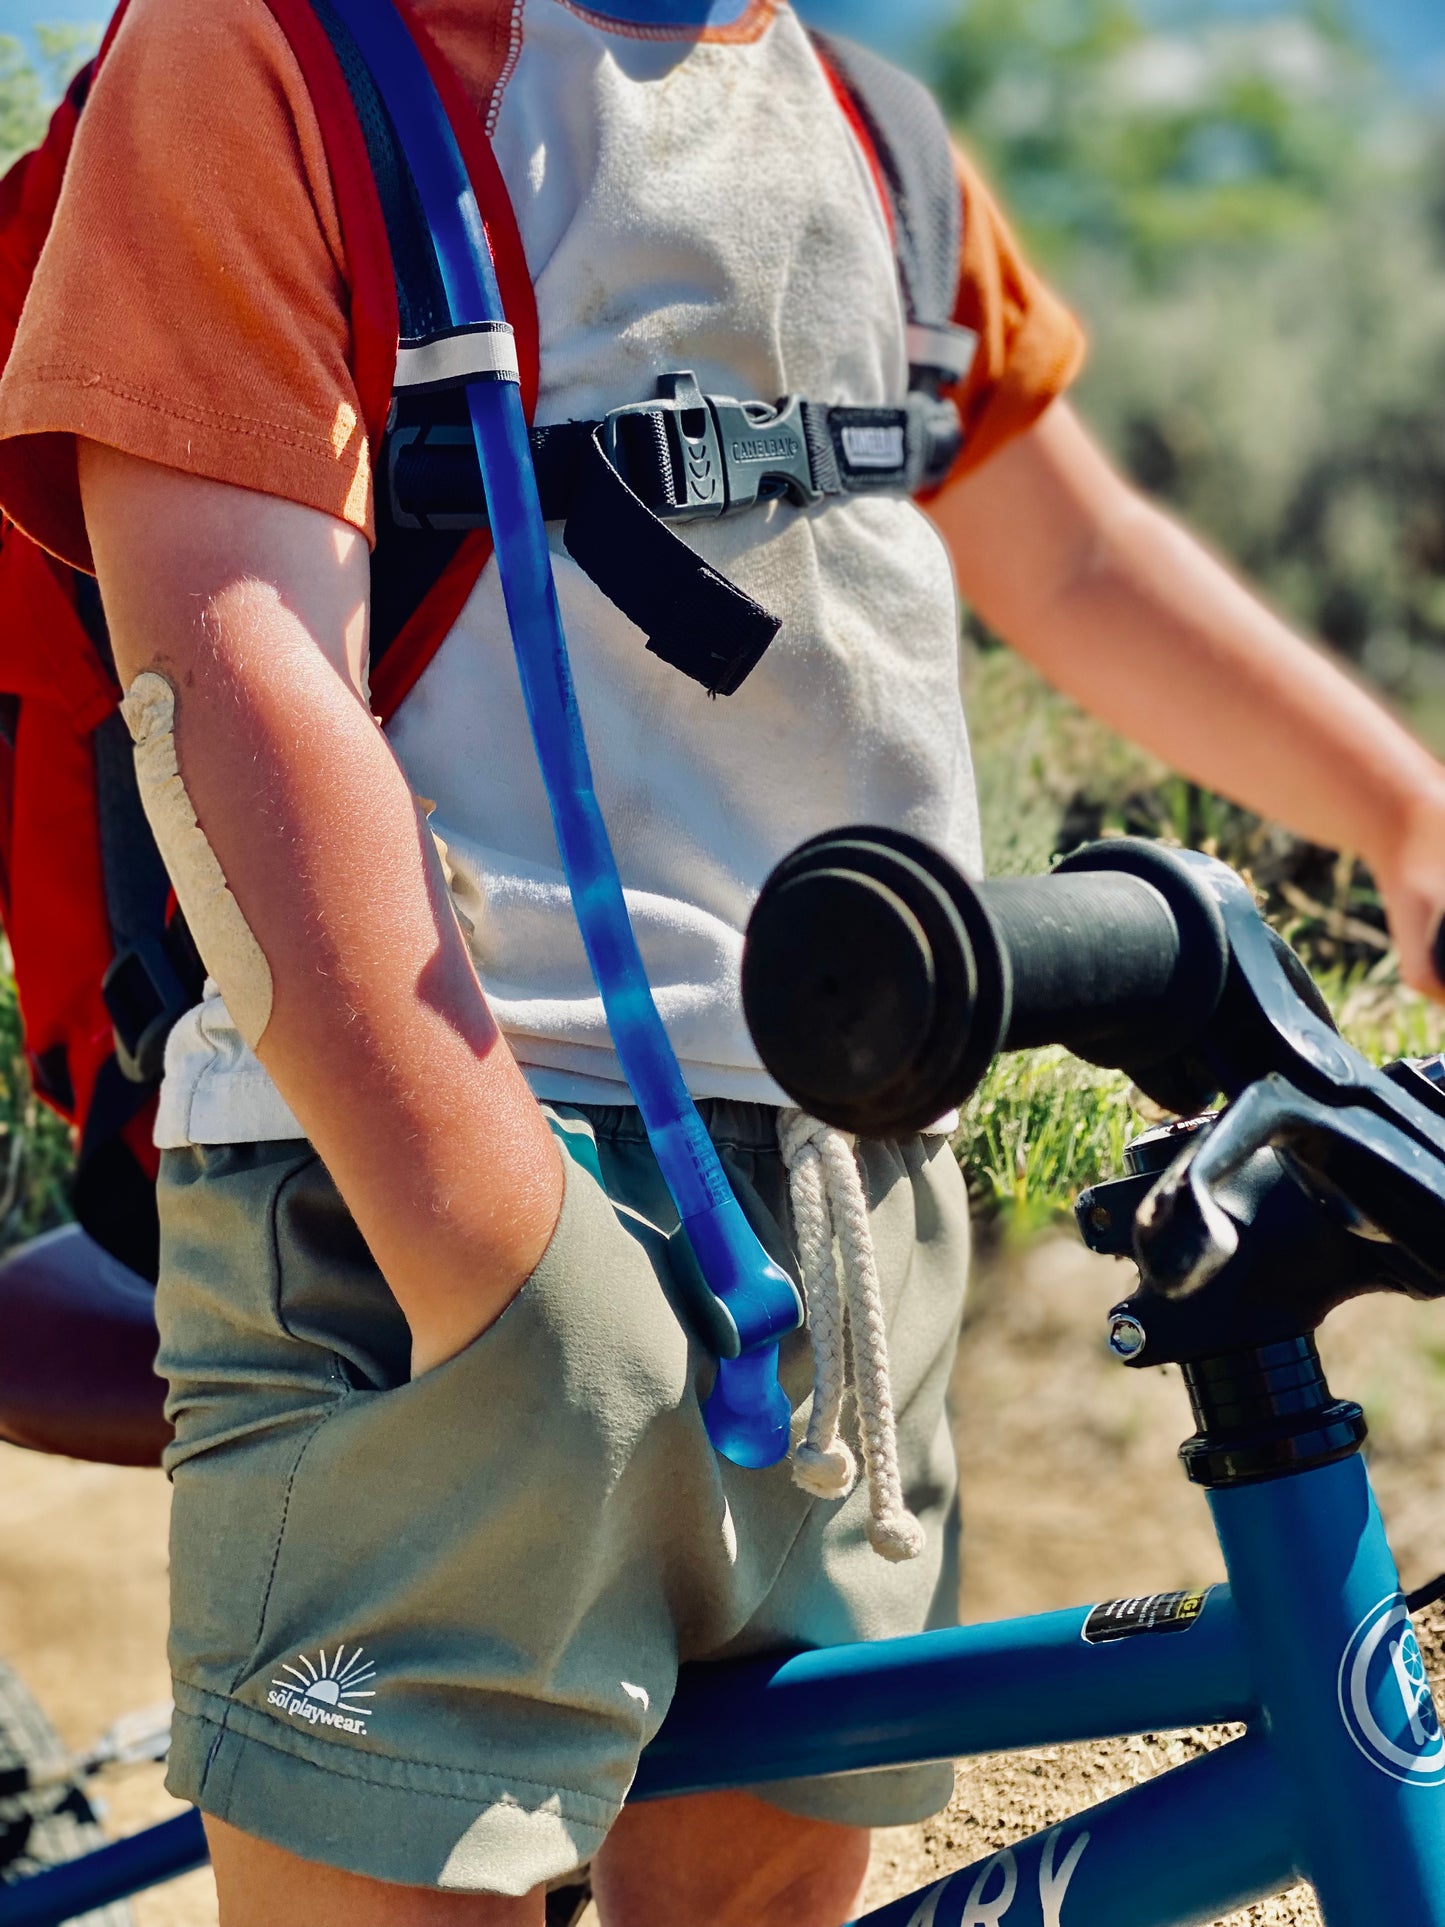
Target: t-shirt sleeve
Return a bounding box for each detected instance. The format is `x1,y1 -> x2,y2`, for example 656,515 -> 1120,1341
0,0 -> 370,573
944,139 -> 1086,482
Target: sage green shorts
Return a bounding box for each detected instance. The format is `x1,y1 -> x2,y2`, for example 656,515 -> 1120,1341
158,1102 -> 970,1896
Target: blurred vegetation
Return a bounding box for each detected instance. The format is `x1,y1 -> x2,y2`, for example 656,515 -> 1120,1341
961,974 -> 1445,1240
0,27 -> 99,172
934,0 -> 1445,711
935,0 -> 1390,267
960,649 -> 1445,1235
0,959 -> 81,1245
934,1 -> 1445,1229
971,649 -> 1391,968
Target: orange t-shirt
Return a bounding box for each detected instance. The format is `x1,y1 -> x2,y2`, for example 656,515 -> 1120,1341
0,0 -> 1092,1137
0,0 -> 1083,571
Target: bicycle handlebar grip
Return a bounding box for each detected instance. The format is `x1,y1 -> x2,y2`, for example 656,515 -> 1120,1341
978,873 -> 1185,1054
741,827 -> 1009,1137
742,830 -> 1231,1136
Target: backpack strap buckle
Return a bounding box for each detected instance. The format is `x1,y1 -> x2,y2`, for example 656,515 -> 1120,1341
598,371 -> 824,524
102,932 -> 197,1085
709,392 -> 821,515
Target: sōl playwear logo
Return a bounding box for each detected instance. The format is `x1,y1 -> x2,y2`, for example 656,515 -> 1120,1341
1338,1594 -> 1445,1784
267,1644 -> 376,1736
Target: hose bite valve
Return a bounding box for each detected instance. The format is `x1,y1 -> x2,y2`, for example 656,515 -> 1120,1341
682,1195 -> 803,1468
705,1350 -> 792,1468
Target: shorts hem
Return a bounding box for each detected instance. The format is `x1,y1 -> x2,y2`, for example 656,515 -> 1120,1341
168,1698 -> 613,1895
746,1759 -> 958,1829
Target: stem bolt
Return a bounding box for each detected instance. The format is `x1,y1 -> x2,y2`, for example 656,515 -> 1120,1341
1108,1314 -> 1148,1361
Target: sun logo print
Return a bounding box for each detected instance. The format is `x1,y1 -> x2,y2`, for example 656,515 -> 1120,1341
266,1644 -> 377,1737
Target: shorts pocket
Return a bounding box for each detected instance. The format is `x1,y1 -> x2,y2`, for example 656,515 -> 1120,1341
269,1152 -> 411,1392
157,1143 -> 351,1461
223,1151 -> 703,1774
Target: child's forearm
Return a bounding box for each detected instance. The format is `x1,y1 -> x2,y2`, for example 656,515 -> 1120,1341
80,446 -> 563,1374
1008,494 -> 1435,858
932,402 -> 1445,986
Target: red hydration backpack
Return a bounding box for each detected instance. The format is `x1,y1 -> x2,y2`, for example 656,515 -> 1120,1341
0,1 -> 977,1281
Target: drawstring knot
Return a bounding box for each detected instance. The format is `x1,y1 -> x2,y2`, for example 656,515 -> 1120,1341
778,1109 -> 924,1563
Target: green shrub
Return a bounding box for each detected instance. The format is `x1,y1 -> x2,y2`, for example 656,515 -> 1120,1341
0,962 -> 79,1247
932,0 -> 1445,710
959,651 -> 1445,1232
0,26 -> 99,172
957,970 -> 1445,1238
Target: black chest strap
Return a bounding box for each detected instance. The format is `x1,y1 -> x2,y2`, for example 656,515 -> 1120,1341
387,369 -> 965,696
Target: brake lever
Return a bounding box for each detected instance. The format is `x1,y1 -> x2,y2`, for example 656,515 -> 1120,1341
1180,852 -> 1445,1158
1135,1070 -> 1445,1299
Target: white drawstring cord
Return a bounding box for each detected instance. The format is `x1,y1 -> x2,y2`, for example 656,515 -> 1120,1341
778,1110 -> 924,1563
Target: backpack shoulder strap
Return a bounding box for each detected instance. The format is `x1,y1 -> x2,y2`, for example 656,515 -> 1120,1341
261,0 -> 540,722
810,31 -> 978,391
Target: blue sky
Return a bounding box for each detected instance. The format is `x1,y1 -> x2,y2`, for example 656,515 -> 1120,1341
1,0 -> 1441,76
800,0 -> 1444,71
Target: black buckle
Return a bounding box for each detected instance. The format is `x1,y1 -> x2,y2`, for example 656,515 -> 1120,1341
102,938 -> 194,1085
600,372 -> 823,523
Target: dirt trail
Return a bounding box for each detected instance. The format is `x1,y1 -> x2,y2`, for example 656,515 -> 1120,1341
0,1450 -> 211,1927
2,1228 -> 1444,1924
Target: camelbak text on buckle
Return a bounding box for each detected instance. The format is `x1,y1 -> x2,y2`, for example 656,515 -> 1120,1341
599,371 -> 823,522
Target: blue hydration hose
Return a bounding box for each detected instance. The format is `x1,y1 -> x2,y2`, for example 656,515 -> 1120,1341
330,0 -> 803,1466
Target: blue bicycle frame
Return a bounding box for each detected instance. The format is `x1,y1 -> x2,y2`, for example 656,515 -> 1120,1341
4,1437 -> 1442,1926
5,0 -> 1438,1918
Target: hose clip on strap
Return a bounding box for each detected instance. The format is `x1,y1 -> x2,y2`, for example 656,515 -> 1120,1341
393,320 -> 520,394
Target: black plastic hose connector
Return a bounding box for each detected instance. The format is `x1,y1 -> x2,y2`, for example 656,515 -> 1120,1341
741,830 -> 1230,1137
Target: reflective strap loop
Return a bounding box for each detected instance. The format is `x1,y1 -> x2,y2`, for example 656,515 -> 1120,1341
393,321 -> 520,392
906,320 -> 979,383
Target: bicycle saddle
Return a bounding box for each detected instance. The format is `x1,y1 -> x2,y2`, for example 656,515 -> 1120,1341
0,1226 -> 167,1468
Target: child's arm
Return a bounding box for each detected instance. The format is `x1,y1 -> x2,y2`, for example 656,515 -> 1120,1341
929,400 -> 1445,993
80,444 -> 565,1376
